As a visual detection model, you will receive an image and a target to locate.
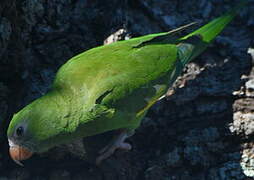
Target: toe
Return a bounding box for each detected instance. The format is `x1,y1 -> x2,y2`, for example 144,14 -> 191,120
96,147 -> 116,165
120,143 -> 132,151
98,144 -> 110,154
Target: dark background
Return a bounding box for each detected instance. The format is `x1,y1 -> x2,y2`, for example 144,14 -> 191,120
0,0 -> 253,179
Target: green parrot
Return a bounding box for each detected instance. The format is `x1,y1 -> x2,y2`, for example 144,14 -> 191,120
7,2 -> 245,166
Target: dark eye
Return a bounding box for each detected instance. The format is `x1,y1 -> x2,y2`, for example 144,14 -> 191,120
16,127 -> 24,137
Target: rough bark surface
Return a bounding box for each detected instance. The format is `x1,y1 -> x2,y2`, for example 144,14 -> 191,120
0,0 -> 253,179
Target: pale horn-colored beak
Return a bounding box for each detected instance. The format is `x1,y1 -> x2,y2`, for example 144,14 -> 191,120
8,139 -> 33,166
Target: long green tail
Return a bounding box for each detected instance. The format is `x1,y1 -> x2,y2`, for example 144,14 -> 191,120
178,1 -> 247,65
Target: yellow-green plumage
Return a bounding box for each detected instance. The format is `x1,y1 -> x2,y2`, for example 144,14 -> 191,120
7,2 -> 245,154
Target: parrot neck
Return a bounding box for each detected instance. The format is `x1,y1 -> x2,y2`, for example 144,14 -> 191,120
44,89 -> 86,131
38,90 -> 72,122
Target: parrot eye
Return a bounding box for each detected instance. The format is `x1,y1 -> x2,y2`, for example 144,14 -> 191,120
16,127 -> 24,137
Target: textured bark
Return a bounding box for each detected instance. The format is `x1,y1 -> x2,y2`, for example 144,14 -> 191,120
0,0 -> 253,179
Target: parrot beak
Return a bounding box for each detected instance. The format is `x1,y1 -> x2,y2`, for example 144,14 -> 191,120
8,139 -> 33,166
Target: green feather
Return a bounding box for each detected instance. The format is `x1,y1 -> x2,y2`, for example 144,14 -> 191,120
7,3 -> 244,153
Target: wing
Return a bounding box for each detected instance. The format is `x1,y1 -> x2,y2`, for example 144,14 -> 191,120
51,27 -> 188,132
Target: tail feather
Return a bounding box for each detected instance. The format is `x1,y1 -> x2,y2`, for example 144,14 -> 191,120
177,1 -> 247,65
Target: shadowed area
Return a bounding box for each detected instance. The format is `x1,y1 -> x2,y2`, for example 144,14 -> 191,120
0,0 -> 253,179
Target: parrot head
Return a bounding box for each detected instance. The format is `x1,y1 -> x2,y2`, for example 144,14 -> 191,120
7,91 -> 71,166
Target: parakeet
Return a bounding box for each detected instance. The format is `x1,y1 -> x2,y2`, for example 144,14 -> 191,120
7,2 -> 245,166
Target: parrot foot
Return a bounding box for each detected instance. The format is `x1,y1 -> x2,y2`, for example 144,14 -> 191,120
96,129 -> 133,165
